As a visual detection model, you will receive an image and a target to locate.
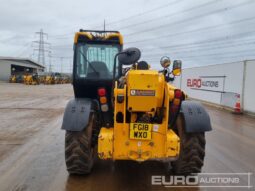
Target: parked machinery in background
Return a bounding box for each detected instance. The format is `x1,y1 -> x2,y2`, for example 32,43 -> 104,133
44,72 -> 71,85
23,73 -> 40,85
9,75 -> 17,83
9,72 -> 71,85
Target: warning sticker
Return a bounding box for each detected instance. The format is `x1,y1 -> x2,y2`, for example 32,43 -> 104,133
130,89 -> 155,96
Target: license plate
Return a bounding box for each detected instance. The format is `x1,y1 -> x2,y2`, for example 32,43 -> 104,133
129,123 -> 152,140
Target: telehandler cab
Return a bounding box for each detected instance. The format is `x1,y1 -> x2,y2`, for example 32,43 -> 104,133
62,29 -> 212,175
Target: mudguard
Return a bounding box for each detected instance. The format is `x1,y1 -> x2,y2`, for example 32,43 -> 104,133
61,98 -> 92,131
180,101 -> 212,133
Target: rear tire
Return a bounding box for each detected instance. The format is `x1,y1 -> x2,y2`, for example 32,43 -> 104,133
65,114 -> 94,175
172,115 -> 205,175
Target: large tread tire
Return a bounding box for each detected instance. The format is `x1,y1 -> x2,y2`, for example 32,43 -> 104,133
65,114 -> 94,175
172,115 -> 205,175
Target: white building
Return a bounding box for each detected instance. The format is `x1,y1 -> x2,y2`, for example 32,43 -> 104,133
0,57 -> 45,81
172,60 -> 255,114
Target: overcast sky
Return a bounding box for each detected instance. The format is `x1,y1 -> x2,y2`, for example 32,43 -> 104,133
0,0 -> 255,72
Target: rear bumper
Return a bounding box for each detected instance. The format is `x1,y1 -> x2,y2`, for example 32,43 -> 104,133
98,125 -> 180,161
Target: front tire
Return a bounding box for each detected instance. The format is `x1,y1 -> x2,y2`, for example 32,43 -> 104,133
172,115 -> 206,175
65,114 -> 94,175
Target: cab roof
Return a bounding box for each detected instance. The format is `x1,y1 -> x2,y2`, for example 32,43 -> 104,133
74,29 -> 123,45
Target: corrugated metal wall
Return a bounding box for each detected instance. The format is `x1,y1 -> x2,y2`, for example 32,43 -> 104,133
0,60 -> 44,81
244,61 -> 255,113
0,60 -> 11,81
172,60 -> 255,114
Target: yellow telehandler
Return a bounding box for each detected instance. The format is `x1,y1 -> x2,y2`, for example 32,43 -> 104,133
9,75 -> 17,83
23,73 -> 40,85
61,30 -> 212,175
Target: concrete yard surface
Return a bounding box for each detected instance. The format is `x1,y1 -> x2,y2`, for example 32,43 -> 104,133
0,83 -> 254,191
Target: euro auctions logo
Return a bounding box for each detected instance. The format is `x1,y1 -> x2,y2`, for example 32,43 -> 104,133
187,78 -> 202,88
151,173 -> 253,188
186,76 -> 225,92
187,78 -> 219,88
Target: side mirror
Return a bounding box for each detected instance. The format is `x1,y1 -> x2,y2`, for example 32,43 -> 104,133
160,56 -> 171,68
118,47 -> 141,65
172,60 -> 182,76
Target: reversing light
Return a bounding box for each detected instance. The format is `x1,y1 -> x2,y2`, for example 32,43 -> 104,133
98,88 -> 106,96
101,104 -> 109,112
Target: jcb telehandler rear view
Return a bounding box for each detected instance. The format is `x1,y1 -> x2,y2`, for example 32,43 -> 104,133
62,29 -> 212,175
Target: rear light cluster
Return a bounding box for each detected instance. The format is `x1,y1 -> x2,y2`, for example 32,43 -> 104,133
173,89 -> 183,105
174,89 -> 182,99
171,89 -> 183,112
97,88 -> 108,112
98,88 -> 106,96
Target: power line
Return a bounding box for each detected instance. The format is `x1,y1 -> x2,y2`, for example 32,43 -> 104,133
47,29 -> 255,65
13,42 -> 31,57
51,44 -> 73,48
47,0 -> 184,38
48,53 -> 53,73
33,29 -> 51,68
141,37 -> 255,54
139,29 -> 255,51
0,34 -> 34,44
146,55 -> 255,67
144,49 -> 255,60
49,32 -> 74,38
142,42 -> 255,59
126,16 -> 255,44
52,17 -> 255,49
50,21 -> 255,52
147,55 -> 255,69
119,0 -> 221,31
48,1 -> 255,45
123,0 -> 254,37
155,37 -> 255,51
48,1 -> 219,40
99,0 -> 185,27
50,17 -> 255,48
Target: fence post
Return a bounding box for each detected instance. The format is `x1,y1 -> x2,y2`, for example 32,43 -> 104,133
241,60 -> 247,112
